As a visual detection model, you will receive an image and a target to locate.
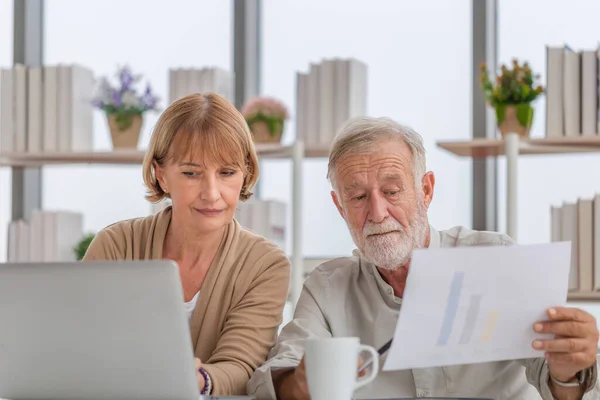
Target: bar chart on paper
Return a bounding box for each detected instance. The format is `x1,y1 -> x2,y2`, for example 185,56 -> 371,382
436,271 -> 500,347
382,242 -> 572,371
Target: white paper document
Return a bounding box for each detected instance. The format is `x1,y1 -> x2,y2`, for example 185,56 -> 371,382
383,242 -> 571,371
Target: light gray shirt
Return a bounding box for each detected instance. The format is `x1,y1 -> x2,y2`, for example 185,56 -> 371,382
248,225 -> 600,400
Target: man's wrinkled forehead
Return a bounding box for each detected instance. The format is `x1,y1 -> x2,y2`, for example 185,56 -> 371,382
335,152 -> 412,189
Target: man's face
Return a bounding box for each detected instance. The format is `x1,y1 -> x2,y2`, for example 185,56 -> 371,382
331,139 -> 434,270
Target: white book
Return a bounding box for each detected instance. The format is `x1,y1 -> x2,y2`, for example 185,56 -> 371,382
295,72 -> 308,142
594,194 -> 600,290
306,63 -> 321,147
42,210 -> 84,262
17,220 -> 30,262
29,209 -> 44,262
545,46 -> 564,137
14,64 -> 27,153
190,68 -> 203,95
42,211 -> 57,261
175,69 -> 189,102
318,59 -> 336,146
333,59 -> 349,134
235,200 -> 253,230
7,220 -> 19,262
43,65 -> 59,152
267,200 -> 286,250
199,68 -> 210,93
71,64 -> 94,152
563,47 -> 581,137
550,205 -> 562,242
212,68 -> 234,103
7,220 -> 29,262
347,59 -> 368,122
333,58 -> 368,138
55,211 -> 84,262
581,50 -> 598,136
577,198 -> 593,292
561,202 -> 578,291
57,64 -> 94,152
598,47 -> 600,135
168,69 -> 177,106
28,66 -> 44,152
0,68 -> 15,153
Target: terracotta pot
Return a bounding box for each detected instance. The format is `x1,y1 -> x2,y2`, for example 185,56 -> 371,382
107,114 -> 143,149
495,103 -> 534,138
249,120 -> 283,143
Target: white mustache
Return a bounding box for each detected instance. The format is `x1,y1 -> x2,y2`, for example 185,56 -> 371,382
363,219 -> 405,237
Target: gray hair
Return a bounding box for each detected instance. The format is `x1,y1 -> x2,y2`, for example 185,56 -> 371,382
327,116 -> 427,190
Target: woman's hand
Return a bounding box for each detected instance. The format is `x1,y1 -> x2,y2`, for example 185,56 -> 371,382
195,358 -> 205,391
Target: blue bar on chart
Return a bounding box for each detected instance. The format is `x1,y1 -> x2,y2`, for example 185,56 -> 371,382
458,294 -> 482,345
436,271 -> 465,346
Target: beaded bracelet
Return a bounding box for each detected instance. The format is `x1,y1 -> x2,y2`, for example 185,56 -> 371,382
198,367 -> 212,395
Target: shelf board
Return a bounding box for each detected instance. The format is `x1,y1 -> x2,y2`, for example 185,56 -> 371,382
567,292 -> 600,302
0,143 -> 330,167
437,136 -> 600,158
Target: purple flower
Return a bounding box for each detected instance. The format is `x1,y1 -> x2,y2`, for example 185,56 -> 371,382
119,66 -> 134,91
112,89 -> 122,107
141,83 -> 158,110
91,65 -> 160,113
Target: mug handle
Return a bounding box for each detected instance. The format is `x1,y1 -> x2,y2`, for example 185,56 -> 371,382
354,344 -> 379,390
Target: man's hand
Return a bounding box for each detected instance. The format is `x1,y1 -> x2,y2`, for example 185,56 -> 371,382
195,358 -> 206,391
532,307 -> 599,382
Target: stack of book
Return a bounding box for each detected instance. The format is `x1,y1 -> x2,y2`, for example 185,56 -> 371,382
235,199 -> 286,250
0,64 -> 95,154
6,210 -> 84,263
168,67 -> 234,105
550,194 -> 600,292
295,58 -> 368,147
545,45 -> 600,137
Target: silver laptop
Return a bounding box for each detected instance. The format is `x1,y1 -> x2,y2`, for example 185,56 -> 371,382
0,260 -> 200,400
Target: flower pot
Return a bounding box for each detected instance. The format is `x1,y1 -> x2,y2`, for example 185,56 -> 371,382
248,120 -> 284,143
495,103 -> 534,138
107,113 -> 143,149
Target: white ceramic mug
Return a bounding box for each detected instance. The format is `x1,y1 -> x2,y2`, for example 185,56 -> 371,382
304,337 -> 379,400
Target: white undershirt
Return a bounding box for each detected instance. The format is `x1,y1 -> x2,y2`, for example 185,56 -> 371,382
184,291 -> 200,321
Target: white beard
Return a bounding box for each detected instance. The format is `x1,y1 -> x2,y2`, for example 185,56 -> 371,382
347,201 -> 429,270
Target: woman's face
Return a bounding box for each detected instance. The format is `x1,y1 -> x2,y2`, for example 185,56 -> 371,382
155,154 -> 244,236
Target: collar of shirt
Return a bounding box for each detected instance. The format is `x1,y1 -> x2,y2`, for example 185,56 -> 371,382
355,225 -> 440,306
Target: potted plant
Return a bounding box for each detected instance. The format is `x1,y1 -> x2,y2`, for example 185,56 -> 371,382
73,233 -> 95,261
480,59 -> 544,138
241,96 -> 289,143
92,65 -> 160,149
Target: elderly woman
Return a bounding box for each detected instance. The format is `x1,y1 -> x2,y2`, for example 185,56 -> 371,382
83,93 -> 291,396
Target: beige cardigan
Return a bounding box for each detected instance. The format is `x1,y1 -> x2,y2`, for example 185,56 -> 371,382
83,206 -> 291,395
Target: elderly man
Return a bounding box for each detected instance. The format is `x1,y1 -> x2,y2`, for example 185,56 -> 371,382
247,116 -> 600,400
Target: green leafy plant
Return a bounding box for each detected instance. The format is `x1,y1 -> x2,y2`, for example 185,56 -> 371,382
74,233 -> 95,261
480,59 -> 544,106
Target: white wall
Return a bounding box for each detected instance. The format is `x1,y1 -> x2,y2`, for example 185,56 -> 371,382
259,0 -> 472,257
0,0 -> 13,262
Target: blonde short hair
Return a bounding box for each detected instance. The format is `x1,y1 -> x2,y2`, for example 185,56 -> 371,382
142,93 -> 259,203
